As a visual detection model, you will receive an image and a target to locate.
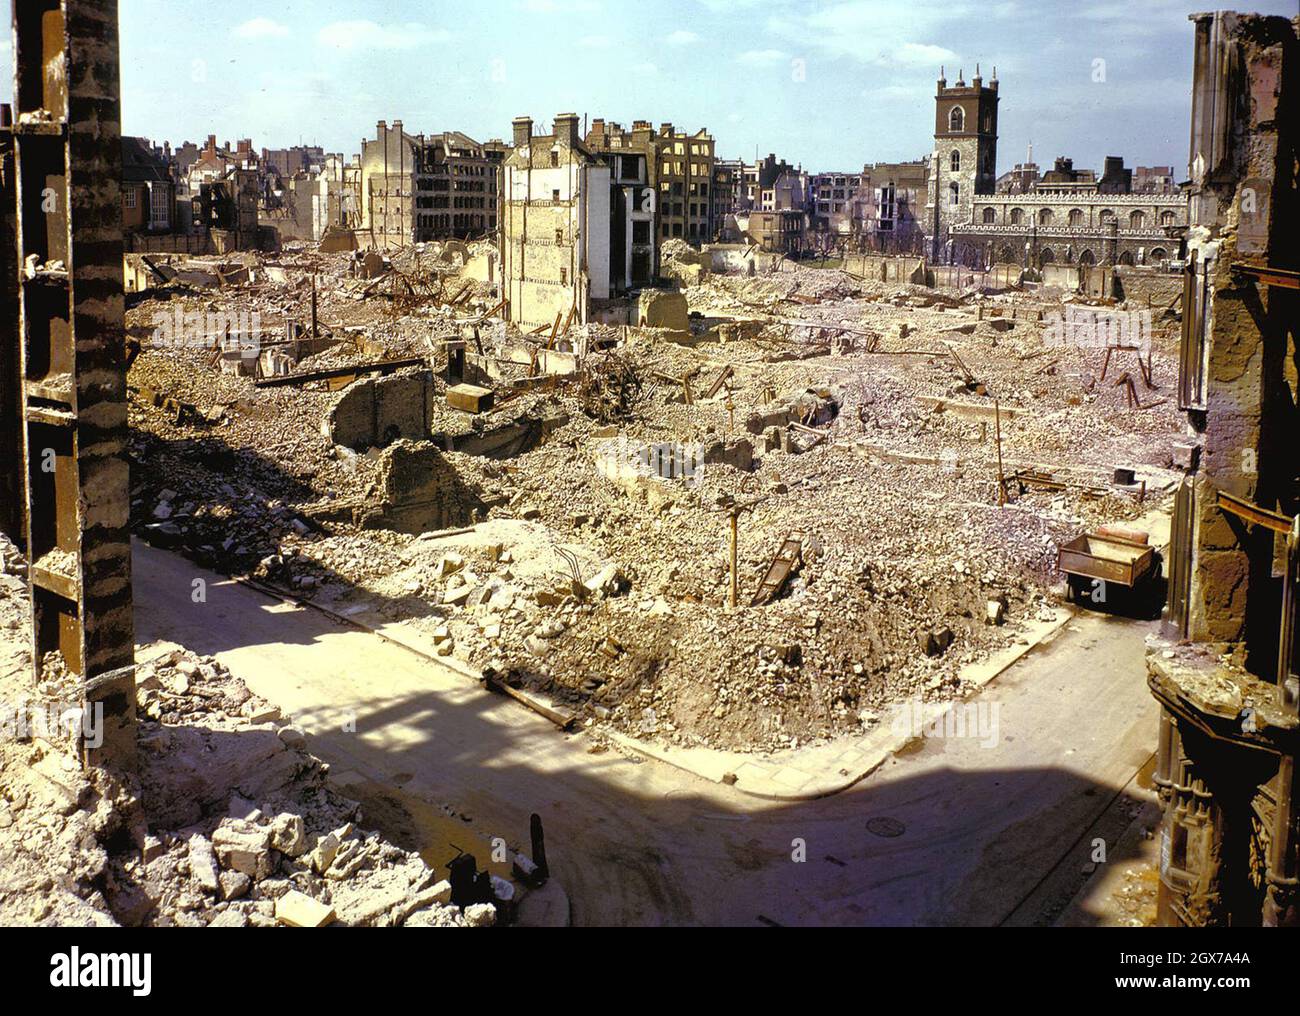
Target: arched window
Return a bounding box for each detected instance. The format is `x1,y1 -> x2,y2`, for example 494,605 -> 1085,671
999,244 -> 1016,264
1068,208 -> 1084,226
1130,210 -> 1145,228
1159,210 -> 1176,226
1010,207 -> 1024,225
982,207 -> 996,224
1118,251 -> 1135,266
950,150 -> 961,172
949,107 -> 964,132
1038,208 -> 1053,225
1078,249 -> 1095,265
949,182 -> 959,207
1099,209 -> 1115,224
1150,247 -> 1168,260
1038,248 -> 1055,266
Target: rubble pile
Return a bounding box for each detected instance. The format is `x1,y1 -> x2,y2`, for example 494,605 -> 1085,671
0,549 -> 509,927
117,249 -> 1187,754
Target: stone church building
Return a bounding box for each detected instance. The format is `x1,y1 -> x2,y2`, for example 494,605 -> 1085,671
925,68 -> 1187,268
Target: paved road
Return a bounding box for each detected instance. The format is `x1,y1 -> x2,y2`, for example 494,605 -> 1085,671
133,539 -> 1159,926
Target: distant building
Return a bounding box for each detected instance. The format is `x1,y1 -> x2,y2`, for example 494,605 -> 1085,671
359,120 -> 420,248
925,65 -> 1000,262
1133,164 -> 1177,194
740,209 -> 803,254
416,130 -> 502,240
261,145 -> 326,178
862,160 -> 928,253
359,121 -> 505,248
710,158 -> 743,239
501,114 -> 612,329
655,123 -> 714,244
587,119 -> 714,245
809,171 -> 870,237
121,136 -> 175,235
187,135 -> 258,190
931,69 -> 1188,267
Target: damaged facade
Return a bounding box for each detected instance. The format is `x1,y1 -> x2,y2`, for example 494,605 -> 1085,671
501,114 -> 612,330
1147,10 -> 1299,928
359,121 -> 506,249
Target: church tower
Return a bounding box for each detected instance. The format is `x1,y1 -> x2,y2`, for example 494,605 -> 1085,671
927,65 -> 999,261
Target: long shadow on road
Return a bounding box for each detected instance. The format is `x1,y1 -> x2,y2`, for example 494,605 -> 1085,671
134,540 -> 1157,927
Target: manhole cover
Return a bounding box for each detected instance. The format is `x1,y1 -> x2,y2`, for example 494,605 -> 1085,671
866,817 -> 906,838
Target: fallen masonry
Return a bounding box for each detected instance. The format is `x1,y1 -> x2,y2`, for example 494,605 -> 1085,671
115,238 -> 1187,755
0,547 -> 530,928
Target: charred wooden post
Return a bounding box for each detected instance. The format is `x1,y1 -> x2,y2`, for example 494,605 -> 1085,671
11,0 -> 136,770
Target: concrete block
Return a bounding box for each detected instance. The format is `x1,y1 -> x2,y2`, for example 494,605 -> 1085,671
447,383 -> 495,414
275,890 -> 336,927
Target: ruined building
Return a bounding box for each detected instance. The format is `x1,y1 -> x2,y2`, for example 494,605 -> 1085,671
586,119 -> 715,247
654,123 -> 715,244
861,160 -> 928,253
359,121 -> 503,248
417,131 -> 502,240
501,114 -> 610,330
1149,10 -> 1299,927
0,102 -> 18,545
809,171 -> 870,238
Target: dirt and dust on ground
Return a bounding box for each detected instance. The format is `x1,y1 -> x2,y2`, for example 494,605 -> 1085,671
119,238 -> 1187,756
0,535 -> 537,928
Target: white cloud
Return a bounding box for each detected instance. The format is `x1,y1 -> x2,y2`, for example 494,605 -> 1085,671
764,2 -> 997,66
736,49 -> 789,67
233,17 -> 289,40
317,21 -> 451,51
666,30 -> 700,46
579,35 -> 612,49
896,43 -> 958,66
631,62 -> 659,76
521,0 -> 601,12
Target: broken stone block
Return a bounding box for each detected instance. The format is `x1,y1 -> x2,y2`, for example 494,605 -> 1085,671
446,383 -> 495,414
212,818 -> 274,880
219,870 -> 251,901
271,813 -> 308,857
277,726 -> 307,749
463,902 -> 497,927
436,552 -> 465,577
919,627 -> 955,657
986,600 -> 1006,626
310,831 -> 341,874
208,908 -> 248,928
245,703 -> 281,725
275,890 -> 336,928
141,835 -> 166,863
425,879 -> 454,906
187,834 -> 221,893
490,875 -> 515,904
443,583 -> 473,607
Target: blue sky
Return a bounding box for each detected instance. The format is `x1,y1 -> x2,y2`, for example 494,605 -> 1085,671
2,0 -> 1297,174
